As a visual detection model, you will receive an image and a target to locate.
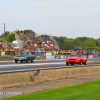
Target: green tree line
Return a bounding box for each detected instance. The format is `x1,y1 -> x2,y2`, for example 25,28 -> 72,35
53,36 -> 100,51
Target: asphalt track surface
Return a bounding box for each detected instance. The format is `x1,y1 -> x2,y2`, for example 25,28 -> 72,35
0,58 -> 100,72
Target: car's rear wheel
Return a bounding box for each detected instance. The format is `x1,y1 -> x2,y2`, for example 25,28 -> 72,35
71,63 -> 74,65
31,60 -> 33,63
15,60 -> 17,63
66,62 -> 69,65
21,61 -> 23,63
26,59 -> 28,63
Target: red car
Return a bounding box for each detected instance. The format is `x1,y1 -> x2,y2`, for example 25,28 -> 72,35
65,55 -> 87,65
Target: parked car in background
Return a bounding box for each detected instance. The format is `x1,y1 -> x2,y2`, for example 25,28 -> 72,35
12,40 -> 20,49
14,52 -> 35,63
65,54 -> 87,65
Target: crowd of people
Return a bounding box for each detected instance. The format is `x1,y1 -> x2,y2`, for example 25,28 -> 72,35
59,49 -> 100,58
22,34 -> 37,51
36,34 -> 56,51
0,32 -> 100,58
21,34 -> 57,52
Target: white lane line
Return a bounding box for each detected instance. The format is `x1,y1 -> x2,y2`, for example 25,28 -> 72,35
0,62 -> 65,67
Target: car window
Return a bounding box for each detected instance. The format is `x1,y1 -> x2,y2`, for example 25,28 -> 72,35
18,52 -> 23,55
18,52 -> 28,55
29,52 -> 32,55
70,55 -> 82,57
23,52 -> 28,55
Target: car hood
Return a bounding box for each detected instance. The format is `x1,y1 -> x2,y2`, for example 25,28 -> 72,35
67,56 -> 81,59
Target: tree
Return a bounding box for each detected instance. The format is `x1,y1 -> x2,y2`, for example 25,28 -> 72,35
0,31 -> 10,39
53,36 -> 100,51
5,31 -> 15,43
25,29 -> 36,37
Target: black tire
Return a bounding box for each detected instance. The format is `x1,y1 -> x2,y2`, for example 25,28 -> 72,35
31,60 -> 33,63
26,59 -> 28,63
84,60 -> 87,65
15,60 -> 17,63
79,60 -> 82,65
71,63 -> 74,65
21,61 -> 23,63
66,62 -> 69,65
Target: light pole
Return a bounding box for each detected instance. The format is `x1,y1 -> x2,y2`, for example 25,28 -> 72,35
1,23 -> 5,44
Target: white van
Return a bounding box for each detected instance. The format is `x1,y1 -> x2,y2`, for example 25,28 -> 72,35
12,40 -> 20,49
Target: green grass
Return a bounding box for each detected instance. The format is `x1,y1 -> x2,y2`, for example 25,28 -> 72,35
1,80 -> 100,100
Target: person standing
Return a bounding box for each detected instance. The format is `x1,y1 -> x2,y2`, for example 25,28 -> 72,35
86,51 -> 89,58
21,30 -> 23,36
15,29 -> 17,34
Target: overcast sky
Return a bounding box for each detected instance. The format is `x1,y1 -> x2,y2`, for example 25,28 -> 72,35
0,0 -> 100,39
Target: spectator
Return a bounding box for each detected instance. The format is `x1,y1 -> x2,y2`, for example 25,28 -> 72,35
86,51 -> 89,58
23,35 -> 26,41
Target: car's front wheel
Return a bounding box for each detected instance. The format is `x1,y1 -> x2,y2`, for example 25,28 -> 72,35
71,63 -> 74,65
66,62 -> 69,65
83,60 -> 87,65
26,59 -> 28,63
15,60 -> 17,63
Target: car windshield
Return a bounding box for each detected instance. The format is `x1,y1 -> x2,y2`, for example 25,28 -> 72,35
18,52 -> 28,55
14,45 -> 19,47
70,55 -> 82,57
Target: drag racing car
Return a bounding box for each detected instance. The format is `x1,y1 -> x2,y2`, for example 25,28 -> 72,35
65,54 -> 87,65
14,52 -> 35,63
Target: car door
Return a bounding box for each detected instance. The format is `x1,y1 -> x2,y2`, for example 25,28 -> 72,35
28,52 -> 33,60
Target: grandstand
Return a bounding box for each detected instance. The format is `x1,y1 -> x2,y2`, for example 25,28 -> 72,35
15,32 -> 59,51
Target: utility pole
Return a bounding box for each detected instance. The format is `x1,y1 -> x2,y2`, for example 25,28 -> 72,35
1,23 -> 5,44
3,23 -> 5,44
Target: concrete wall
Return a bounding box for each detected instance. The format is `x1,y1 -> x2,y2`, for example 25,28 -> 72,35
0,65 -> 100,88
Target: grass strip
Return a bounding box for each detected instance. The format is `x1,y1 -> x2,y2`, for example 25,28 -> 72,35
1,80 -> 100,100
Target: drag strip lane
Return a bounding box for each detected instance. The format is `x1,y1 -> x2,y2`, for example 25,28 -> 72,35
0,60 -> 99,67
0,62 -> 65,67
0,59 -> 100,72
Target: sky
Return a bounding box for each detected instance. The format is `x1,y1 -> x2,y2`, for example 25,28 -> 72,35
0,0 -> 100,39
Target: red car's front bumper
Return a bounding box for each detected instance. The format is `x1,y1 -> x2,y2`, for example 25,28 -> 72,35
65,59 -> 81,63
